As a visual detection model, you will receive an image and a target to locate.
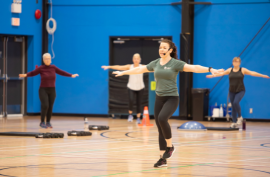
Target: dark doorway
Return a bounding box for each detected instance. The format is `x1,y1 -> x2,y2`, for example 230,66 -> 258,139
108,36 -> 172,115
0,36 -> 27,117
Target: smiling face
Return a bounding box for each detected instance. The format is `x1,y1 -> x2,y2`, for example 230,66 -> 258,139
159,42 -> 172,58
132,54 -> 141,65
232,57 -> 241,67
43,53 -> 52,66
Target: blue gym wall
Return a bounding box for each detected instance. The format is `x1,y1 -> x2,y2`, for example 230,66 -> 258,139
49,0 -> 270,118
1,0 -> 269,119
0,0 -> 42,113
193,0 -> 270,119
47,0 -> 182,115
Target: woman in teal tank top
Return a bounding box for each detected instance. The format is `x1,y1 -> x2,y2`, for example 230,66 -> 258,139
113,39 -> 223,168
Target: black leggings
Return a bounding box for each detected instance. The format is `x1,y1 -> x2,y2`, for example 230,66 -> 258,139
128,88 -> 144,114
39,87 -> 56,123
154,95 -> 179,151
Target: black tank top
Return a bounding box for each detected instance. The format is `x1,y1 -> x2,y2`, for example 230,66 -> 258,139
229,67 -> 245,93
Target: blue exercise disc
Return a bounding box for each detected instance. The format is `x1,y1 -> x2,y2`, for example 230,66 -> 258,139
177,121 -> 207,131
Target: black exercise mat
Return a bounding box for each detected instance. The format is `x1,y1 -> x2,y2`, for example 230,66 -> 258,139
206,127 -> 239,131
0,132 -> 39,136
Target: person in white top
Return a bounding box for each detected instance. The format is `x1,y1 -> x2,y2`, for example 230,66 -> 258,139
102,53 -> 145,124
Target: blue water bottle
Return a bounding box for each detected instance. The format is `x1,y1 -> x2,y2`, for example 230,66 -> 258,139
223,104 -> 227,117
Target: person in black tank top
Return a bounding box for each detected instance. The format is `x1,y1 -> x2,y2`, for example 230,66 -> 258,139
207,57 -> 269,128
229,67 -> 245,93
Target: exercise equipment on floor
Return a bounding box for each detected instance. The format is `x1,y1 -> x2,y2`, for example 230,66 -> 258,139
206,119 -> 246,131
177,121 -> 207,131
177,121 -> 244,131
36,133 -> 64,138
88,125 -> 109,130
67,130 -> 92,136
84,117 -> 109,130
0,132 -> 64,138
205,127 -> 239,131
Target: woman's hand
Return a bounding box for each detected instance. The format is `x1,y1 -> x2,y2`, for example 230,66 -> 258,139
206,75 -> 214,78
101,66 -> 110,70
217,69 -> 225,72
72,74 -> 79,78
210,68 -> 224,76
19,74 -> 27,78
263,75 -> 270,79
112,71 -> 124,77
206,69 -> 227,78
206,68 -> 230,78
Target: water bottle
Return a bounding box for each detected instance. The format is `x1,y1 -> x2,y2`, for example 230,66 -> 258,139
210,105 -> 215,117
211,102 -> 218,117
219,104 -> 223,117
242,119 -> 246,130
223,104 -> 227,117
84,117 -> 88,130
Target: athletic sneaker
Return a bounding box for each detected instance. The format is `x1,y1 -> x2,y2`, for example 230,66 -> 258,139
237,117 -> 243,125
46,122 -> 53,128
127,115 -> 133,122
230,123 -> 238,128
154,158 -> 167,168
40,122 -> 47,129
163,145 -> 175,159
136,118 -> 141,124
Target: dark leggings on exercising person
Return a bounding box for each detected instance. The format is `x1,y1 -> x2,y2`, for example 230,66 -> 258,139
39,87 -> 56,123
128,88 -> 144,114
154,95 -> 179,150
229,90 -> 245,123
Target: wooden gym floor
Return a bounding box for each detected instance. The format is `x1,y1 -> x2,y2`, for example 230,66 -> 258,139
0,116 -> 270,177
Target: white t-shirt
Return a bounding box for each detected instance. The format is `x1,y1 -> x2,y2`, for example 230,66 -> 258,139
127,64 -> 145,91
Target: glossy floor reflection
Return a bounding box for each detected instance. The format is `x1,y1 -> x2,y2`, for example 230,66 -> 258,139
0,116 -> 270,177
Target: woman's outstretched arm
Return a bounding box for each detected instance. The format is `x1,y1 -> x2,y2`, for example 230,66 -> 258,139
113,66 -> 151,77
19,67 -> 41,78
55,66 -> 79,78
206,68 -> 231,78
102,64 -> 131,71
242,68 -> 270,78
183,64 -> 224,75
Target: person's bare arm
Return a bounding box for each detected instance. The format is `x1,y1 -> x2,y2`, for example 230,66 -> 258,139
101,64 -> 131,71
183,64 -> 224,75
113,66 -> 152,77
242,68 -> 270,78
206,68 -> 231,78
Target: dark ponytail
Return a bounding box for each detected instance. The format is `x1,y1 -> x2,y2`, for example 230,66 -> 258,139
161,39 -> 178,59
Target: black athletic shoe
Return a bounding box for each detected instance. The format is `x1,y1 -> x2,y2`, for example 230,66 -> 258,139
40,122 -> 47,129
46,122 -> 53,128
163,145 -> 175,159
154,158 -> 167,168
